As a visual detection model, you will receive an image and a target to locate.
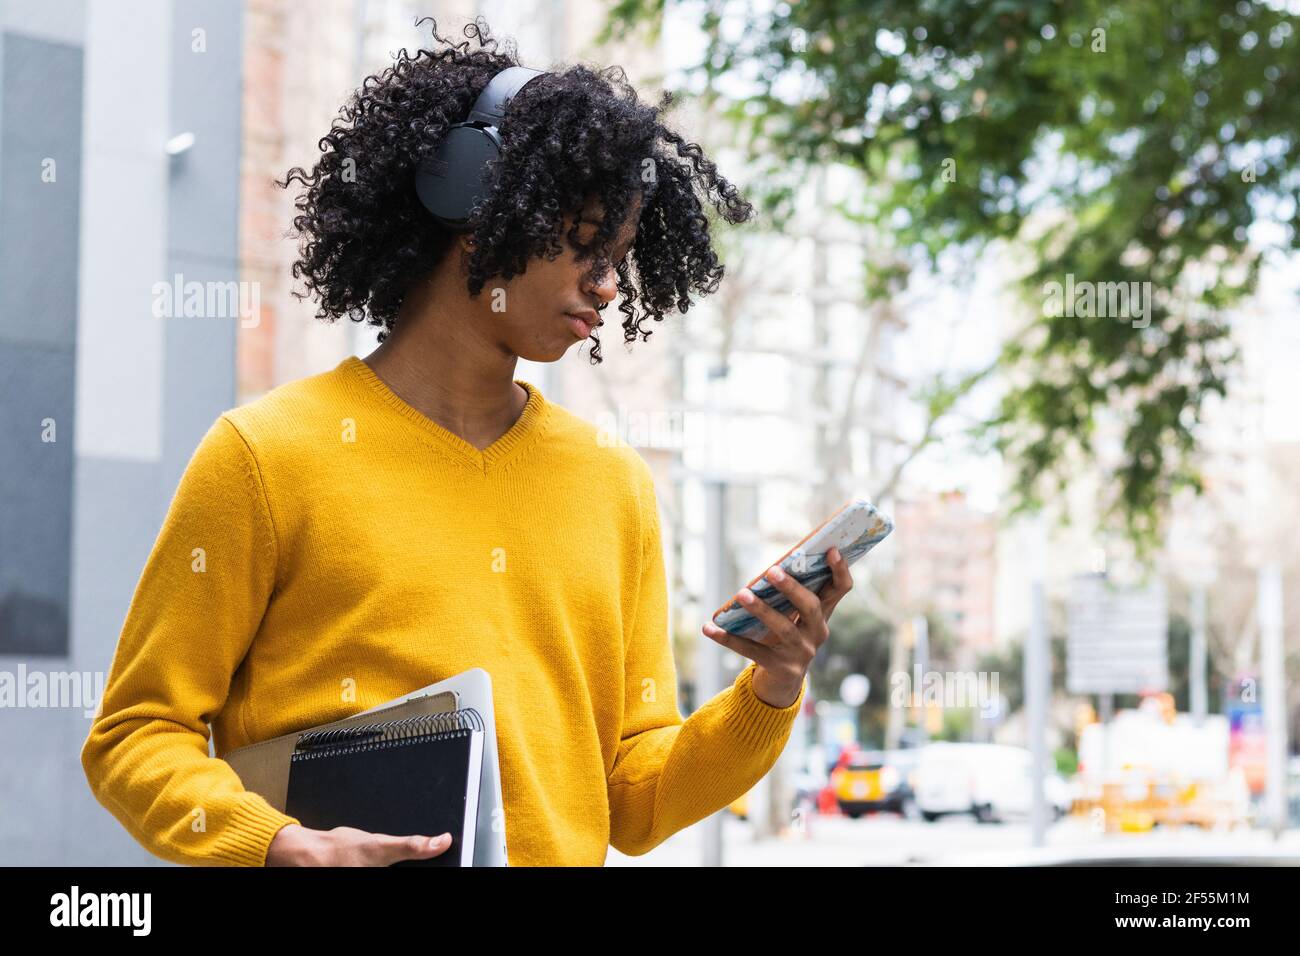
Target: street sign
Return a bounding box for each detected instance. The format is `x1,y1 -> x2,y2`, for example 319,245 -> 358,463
1066,574 -> 1169,695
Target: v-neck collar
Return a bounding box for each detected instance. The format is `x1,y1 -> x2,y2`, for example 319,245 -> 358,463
339,355 -> 551,474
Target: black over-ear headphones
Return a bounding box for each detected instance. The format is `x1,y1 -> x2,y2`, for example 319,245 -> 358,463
414,66 -> 547,230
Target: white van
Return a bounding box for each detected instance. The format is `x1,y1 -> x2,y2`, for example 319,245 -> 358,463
913,742 -> 1072,823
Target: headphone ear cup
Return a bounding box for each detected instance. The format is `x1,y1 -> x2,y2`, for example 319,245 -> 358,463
414,125 -> 503,229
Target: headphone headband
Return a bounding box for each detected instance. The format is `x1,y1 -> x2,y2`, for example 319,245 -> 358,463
465,66 -> 546,127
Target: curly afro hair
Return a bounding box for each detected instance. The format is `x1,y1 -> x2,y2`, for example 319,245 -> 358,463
277,16 -> 754,363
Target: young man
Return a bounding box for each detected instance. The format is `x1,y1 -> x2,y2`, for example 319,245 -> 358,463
81,18 -> 855,866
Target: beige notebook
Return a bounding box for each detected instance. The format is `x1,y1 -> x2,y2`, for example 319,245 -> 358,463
222,690 -> 459,814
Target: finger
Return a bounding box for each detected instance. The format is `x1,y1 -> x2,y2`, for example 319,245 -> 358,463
378,832 -> 450,863
736,585 -> 801,642
821,547 -> 854,613
763,565 -> 825,629
422,833 -> 452,856
704,618 -> 777,656
703,620 -> 778,666
822,547 -> 848,595
706,613 -> 782,650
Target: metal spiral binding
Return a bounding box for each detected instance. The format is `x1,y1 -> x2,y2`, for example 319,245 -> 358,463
290,707 -> 484,762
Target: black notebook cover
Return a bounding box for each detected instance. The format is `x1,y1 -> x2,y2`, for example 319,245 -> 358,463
285,710 -> 484,867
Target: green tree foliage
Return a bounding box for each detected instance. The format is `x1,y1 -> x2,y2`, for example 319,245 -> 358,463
603,1 -> 1299,546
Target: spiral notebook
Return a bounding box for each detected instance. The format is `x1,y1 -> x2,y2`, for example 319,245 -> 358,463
284,709 -> 485,867
225,668 -> 508,865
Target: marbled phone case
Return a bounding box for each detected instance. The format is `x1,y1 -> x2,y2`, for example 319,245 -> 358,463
711,499 -> 894,640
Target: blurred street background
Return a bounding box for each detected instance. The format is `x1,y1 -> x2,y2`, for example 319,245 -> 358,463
2,0 -> 1298,865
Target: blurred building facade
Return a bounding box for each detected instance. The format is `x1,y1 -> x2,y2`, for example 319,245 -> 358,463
0,0 -> 674,866
894,490 -> 997,655
1,0 -> 245,864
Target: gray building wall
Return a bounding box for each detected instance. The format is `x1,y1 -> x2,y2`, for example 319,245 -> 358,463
0,0 -> 243,864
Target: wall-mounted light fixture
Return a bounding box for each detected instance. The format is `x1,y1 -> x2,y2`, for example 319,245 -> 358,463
165,132 -> 195,156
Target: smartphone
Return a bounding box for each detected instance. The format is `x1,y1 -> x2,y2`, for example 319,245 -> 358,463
711,498 -> 894,640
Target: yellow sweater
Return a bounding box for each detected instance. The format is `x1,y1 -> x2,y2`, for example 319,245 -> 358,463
80,355 -> 805,866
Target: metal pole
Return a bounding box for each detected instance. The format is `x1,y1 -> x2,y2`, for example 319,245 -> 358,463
1190,586 -> 1208,728
1027,579 -> 1049,848
1098,692 -> 1113,779
912,615 -> 929,739
700,479 -> 727,865
1259,565 -> 1287,839
885,622 -> 907,749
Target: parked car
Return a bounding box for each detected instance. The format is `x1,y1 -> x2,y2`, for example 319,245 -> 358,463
913,742 -> 1072,823
834,748 -> 922,819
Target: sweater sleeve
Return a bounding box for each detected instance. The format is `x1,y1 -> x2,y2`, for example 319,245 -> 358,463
606,463 -> 806,856
80,414 -> 301,866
